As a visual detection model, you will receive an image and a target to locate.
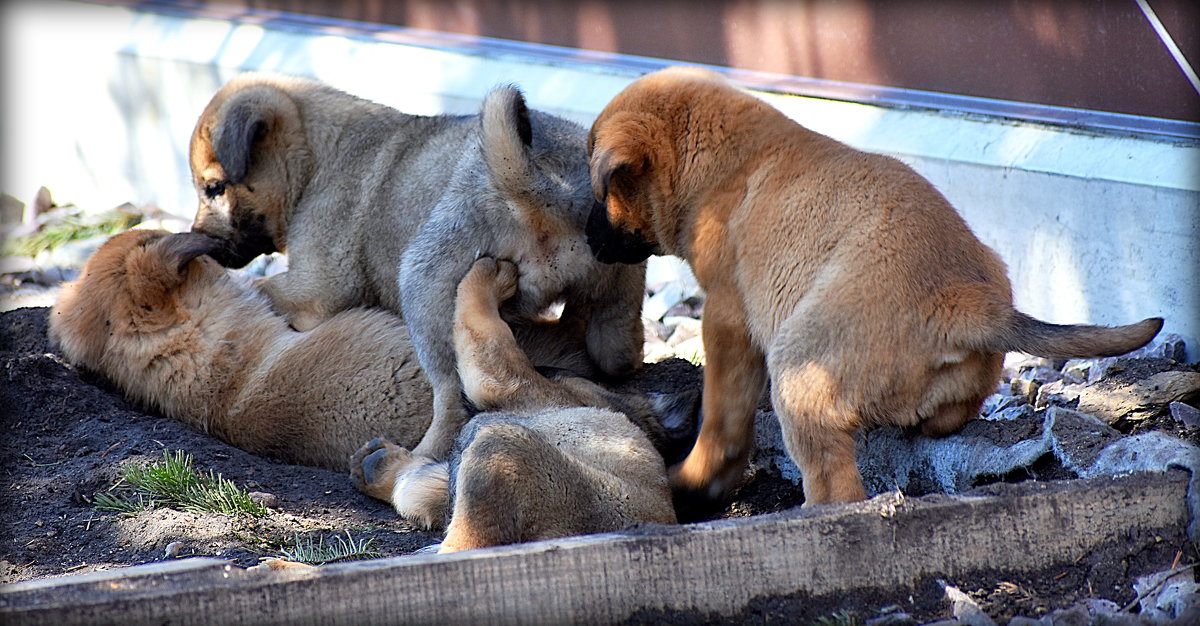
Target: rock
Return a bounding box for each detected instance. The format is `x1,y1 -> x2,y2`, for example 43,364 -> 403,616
1009,378 -> 1041,403
1017,365 -> 1063,385
0,256 -> 36,275
985,404 -> 1034,422
644,255 -> 699,294
1134,567 -> 1200,622
670,335 -> 705,365
1127,332 -> 1188,363
1035,380 -> 1084,409
163,541 -> 185,558
939,581 -> 996,626
1076,370 -> 1200,425
248,491 -> 279,508
1171,402 -> 1200,429
1060,359 -> 1092,385
33,233 -> 110,270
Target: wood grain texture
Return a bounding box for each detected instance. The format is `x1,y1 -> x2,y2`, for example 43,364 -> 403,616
2,472 -> 1188,625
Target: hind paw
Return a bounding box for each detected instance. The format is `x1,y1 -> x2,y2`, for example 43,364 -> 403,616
349,437 -> 414,502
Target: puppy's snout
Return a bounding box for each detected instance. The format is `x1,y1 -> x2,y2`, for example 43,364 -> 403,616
585,200 -> 656,265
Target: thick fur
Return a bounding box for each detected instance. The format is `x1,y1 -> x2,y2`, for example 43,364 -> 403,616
585,67 -> 1164,508
189,73 -> 645,475
48,229 -> 432,470
350,258 -> 692,548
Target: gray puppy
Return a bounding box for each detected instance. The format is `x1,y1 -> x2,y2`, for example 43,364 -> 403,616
189,74 -> 646,516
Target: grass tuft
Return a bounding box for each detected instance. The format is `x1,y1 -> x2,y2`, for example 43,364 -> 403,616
93,450 -> 268,517
4,205 -> 141,257
279,531 -> 381,565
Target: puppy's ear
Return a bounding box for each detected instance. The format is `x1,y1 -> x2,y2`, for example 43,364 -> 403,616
590,144 -> 644,204
213,93 -> 274,185
123,232 -> 223,318
589,112 -> 670,203
156,232 -> 226,274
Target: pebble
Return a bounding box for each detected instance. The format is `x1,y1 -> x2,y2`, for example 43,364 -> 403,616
249,491 -> 279,508
163,541 -> 185,558
1171,402 -> 1200,429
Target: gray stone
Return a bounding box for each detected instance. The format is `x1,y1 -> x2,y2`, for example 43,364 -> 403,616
248,492 -> 279,508
1171,402 -> 1200,429
1035,380 -> 1084,409
1076,370 -> 1200,424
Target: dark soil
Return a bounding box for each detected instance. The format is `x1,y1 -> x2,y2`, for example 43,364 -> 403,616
1,306 -> 1196,624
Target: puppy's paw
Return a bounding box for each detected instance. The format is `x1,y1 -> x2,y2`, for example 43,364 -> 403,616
349,437 -> 413,502
462,257 -> 518,305
668,451 -> 747,522
491,259 -> 518,302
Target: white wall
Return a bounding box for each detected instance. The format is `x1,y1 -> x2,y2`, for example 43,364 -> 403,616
3,1 -> 1196,358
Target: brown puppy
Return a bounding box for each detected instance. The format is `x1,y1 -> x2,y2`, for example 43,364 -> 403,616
585,67 -> 1163,509
49,229 -> 432,470
351,258 -> 690,543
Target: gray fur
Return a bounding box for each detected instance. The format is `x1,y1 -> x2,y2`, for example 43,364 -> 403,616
191,73 -> 645,463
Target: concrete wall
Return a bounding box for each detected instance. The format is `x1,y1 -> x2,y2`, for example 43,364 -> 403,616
3,1 -> 1196,358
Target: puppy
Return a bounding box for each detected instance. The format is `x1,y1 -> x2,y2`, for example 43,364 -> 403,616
48,229 -> 432,470
585,67 -> 1163,509
350,258 -> 694,544
189,73 -> 645,484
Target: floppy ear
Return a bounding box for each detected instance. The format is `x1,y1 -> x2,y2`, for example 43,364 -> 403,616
122,232 -> 224,318
156,232 -> 226,274
213,93 -> 273,185
589,112 -> 671,203
589,144 -> 644,204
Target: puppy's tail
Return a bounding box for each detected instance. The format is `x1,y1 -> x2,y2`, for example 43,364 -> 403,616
392,459 -> 451,530
480,85 -> 536,206
984,311 -> 1163,359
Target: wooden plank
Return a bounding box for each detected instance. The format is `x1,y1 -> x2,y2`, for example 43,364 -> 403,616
1,472 -> 1188,625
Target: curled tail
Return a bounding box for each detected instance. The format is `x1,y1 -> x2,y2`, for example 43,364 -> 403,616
985,311 -> 1163,359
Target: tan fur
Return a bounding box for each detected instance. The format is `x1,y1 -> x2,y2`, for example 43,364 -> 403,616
48,229 -> 432,470
350,258 -> 678,548
587,67 -> 1163,506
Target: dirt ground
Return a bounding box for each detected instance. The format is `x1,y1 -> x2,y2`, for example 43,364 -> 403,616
2,305 -> 1196,624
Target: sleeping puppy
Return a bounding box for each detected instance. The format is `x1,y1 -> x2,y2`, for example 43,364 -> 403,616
48,229 -> 432,470
350,258 -> 695,545
585,67 -> 1163,510
189,74 -> 646,487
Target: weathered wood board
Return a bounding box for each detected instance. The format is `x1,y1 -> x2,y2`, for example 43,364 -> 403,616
2,472 -> 1188,625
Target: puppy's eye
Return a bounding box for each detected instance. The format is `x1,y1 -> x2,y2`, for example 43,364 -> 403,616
204,181 -> 227,199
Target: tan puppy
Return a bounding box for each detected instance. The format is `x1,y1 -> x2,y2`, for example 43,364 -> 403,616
350,258 -> 692,544
48,229 -> 432,470
585,67 -> 1163,510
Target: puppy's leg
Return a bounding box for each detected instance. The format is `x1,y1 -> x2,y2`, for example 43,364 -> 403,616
579,264 -> 647,379
768,326 -> 867,505
454,258 -> 582,411
670,289 -> 767,513
258,269 -> 344,332
917,351 -> 1001,437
